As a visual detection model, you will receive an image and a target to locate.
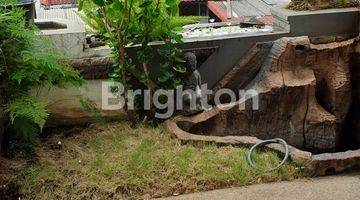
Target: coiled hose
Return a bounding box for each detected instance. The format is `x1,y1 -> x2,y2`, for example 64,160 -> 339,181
246,138 -> 289,172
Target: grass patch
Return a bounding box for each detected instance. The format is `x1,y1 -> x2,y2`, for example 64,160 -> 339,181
1,122 -> 308,199
170,16 -> 205,31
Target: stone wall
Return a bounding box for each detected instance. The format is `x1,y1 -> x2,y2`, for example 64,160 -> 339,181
168,36 -> 359,152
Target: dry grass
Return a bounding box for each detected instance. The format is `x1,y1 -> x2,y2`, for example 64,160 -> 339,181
1,122 -> 308,199
288,0 -> 359,11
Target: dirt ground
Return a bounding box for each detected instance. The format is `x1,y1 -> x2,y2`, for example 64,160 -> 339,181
288,0 -> 359,11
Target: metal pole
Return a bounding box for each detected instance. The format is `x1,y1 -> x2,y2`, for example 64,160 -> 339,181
226,0 -> 232,19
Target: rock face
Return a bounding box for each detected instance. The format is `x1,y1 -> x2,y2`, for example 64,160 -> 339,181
179,36 -> 359,152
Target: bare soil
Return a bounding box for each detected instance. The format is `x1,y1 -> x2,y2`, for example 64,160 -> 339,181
288,0 -> 359,11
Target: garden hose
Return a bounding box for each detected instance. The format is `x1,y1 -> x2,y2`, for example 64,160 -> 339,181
246,138 -> 289,172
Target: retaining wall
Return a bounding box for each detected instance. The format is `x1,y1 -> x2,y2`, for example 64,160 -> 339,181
32,6 -> 359,125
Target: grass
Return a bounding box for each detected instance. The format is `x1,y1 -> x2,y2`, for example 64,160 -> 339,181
170,16 -> 205,31
288,0 -> 359,11
1,121 -> 308,199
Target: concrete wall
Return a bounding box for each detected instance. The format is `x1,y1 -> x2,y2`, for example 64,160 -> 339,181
124,31 -> 290,88
271,7 -> 359,37
135,7 -> 359,88
36,18 -> 86,59
186,32 -> 289,88
196,6 -> 359,87
31,80 -> 125,126
33,6 -> 359,125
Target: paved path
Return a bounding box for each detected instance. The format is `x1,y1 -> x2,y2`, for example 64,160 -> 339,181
159,173 -> 360,200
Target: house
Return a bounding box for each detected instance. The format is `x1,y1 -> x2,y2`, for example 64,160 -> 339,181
36,0 -> 82,23
180,0 -> 290,24
40,0 -> 77,7
179,0 -> 209,16
37,0 -> 289,25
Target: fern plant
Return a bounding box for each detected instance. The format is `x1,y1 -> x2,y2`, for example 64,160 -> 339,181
0,7 -> 82,154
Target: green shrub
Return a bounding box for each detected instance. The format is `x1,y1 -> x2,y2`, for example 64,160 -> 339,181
0,7 -> 82,153
170,16 -> 204,31
78,0 -> 186,120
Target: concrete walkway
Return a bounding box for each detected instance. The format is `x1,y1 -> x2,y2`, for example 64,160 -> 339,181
160,173 -> 360,200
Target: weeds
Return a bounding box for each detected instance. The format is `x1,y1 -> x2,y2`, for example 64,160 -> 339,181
2,122 -> 307,199
288,0 -> 359,10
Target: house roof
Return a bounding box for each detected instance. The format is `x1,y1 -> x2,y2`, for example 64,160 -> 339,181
38,7 -> 83,23
40,0 -> 76,6
208,0 -> 289,24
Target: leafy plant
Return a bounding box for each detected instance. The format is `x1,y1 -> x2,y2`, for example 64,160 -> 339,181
78,0 -> 186,120
170,16 -> 204,31
0,7 -> 82,153
336,0 -> 349,4
79,97 -> 107,124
